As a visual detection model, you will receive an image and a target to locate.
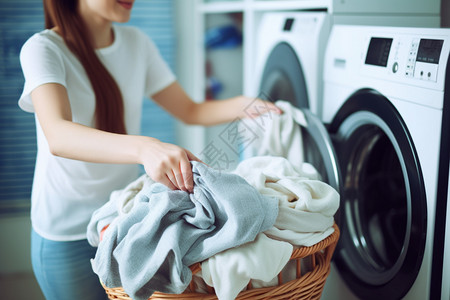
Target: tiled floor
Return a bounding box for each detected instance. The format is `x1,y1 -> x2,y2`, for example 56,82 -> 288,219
0,273 -> 45,300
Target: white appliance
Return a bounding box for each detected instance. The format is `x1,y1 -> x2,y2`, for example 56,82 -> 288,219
251,12 -> 342,190
253,12 -> 331,117
251,11 -> 441,189
252,10 -> 439,120
320,25 -> 450,300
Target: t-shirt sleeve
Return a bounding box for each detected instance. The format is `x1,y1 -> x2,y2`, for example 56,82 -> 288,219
143,35 -> 176,97
18,35 -> 66,113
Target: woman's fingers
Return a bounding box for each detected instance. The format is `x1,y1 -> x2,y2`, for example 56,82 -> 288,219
160,150 -> 195,192
179,158 -> 194,193
247,99 -> 282,118
171,169 -> 185,192
169,150 -> 194,192
161,174 -> 178,191
140,139 -> 202,193
185,149 -> 202,163
162,160 -> 189,192
263,100 -> 283,114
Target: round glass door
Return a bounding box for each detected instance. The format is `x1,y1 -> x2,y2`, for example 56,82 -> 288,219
259,42 -> 309,109
329,89 -> 427,299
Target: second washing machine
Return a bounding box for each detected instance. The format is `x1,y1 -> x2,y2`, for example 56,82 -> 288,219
253,12 -> 331,118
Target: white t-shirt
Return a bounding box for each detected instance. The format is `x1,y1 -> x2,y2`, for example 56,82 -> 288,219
18,25 -> 176,241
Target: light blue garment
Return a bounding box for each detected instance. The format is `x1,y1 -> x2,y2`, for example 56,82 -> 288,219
31,229 -> 107,300
91,161 -> 278,300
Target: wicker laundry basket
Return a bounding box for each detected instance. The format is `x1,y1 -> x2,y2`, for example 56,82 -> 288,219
102,224 -> 339,300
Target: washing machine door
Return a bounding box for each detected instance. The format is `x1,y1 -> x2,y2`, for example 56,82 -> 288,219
258,41 -> 340,190
259,41 -> 309,109
301,108 -> 340,192
329,89 -> 427,300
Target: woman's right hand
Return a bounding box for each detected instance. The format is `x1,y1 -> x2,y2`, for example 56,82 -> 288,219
139,138 -> 202,193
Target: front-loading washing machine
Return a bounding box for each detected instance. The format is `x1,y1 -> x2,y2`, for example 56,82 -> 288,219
252,10 -> 440,119
253,12 -> 331,118
320,25 -> 450,300
251,12 -> 342,189
251,11 -> 442,196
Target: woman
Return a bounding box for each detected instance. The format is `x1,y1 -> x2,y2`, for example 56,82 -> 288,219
18,0 -> 280,299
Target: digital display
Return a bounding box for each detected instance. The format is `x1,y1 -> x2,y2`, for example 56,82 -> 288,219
284,18 -> 294,31
365,37 -> 393,67
416,39 -> 443,64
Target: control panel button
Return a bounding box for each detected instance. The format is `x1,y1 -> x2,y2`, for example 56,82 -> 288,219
392,62 -> 399,73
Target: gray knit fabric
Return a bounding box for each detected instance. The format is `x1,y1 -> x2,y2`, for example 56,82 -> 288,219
91,161 -> 278,300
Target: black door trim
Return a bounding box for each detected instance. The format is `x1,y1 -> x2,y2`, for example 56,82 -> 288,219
329,89 -> 427,299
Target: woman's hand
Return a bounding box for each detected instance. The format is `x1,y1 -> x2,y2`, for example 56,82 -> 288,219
139,138 -> 202,193
234,96 -> 283,119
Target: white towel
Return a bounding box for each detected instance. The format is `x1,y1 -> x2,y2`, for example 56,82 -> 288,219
114,174 -> 155,216
240,100 -> 308,169
234,156 -> 339,246
201,233 -> 293,300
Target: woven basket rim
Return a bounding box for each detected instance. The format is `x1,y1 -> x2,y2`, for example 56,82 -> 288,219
189,223 -> 339,274
103,224 -> 340,300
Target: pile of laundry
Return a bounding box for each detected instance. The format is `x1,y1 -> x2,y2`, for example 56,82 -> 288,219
87,101 -> 340,300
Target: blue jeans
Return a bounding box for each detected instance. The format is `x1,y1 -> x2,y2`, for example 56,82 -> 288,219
31,229 -> 108,300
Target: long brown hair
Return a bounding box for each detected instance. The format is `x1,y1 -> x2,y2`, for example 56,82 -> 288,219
43,0 -> 127,134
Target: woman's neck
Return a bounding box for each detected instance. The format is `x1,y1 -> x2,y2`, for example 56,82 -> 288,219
88,22 -> 114,49
77,3 -> 114,49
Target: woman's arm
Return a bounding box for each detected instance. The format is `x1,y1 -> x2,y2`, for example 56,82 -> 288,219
31,83 -> 198,192
152,81 -> 282,126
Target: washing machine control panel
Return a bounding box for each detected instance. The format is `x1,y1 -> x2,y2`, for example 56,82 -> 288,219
324,25 -> 450,98
405,38 -> 443,82
363,34 -> 446,84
